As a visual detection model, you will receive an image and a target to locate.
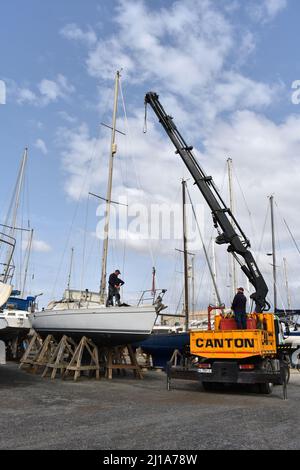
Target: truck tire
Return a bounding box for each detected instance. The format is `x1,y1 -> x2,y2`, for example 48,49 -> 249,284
259,381 -> 273,394
202,382 -> 224,392
258,359 -> 274,394
202,382 -> 215,391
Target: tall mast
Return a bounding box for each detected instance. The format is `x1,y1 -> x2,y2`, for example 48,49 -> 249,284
3,148 -> 28,282
21,228 -> 33,296
211,241 -> 218,306
283,257 -> 292,311
99,71 -> 120,302
67,247 -> 74,291
227,158 -> 237,297
182,179 -> 189,331
189,255 -> 195,320
270,195 -> 277,311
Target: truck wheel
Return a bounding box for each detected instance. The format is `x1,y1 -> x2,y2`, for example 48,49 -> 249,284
202,382 -> 215,391
202,382 -> 224,392
259,382 -> 273,394
258,359 -> 274,394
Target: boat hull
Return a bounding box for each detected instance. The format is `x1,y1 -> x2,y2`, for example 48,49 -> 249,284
0,326 -> 30,343
0,311 -> 31,343
31,306 -> 157,347
134,332 -> 190,369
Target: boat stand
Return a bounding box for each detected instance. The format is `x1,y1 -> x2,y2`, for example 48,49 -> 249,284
31,335 -> 57,374
42,335 -> 77,379
104,344 -> 143,380
19,332 -> 43,370
63,336 -> 100,381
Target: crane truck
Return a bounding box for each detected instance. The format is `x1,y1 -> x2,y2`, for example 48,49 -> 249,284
145,92 -> 290,398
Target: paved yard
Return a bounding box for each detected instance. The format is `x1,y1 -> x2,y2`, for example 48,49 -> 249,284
0,363 -> 299,450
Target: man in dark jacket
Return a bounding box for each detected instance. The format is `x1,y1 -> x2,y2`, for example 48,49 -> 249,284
106,269 -> 125,307
231,287 -> 247,329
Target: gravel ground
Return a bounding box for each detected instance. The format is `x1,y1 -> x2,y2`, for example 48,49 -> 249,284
0,363 -> 299,450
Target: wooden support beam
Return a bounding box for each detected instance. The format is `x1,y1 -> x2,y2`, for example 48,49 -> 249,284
63,336 -> 100,381
42,335 -> 77,379
19,332 -> 43,370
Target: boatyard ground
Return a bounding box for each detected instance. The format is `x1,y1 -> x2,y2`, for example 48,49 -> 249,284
1,363 -> 300,450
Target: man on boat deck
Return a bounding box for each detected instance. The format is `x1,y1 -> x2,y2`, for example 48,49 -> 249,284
106,269 -> 125,307
231,287 -> 247,329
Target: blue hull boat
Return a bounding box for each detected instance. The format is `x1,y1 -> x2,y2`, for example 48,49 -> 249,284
134,332 -> 190,369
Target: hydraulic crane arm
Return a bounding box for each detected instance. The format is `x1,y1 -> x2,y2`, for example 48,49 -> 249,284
145,92 -> 270,313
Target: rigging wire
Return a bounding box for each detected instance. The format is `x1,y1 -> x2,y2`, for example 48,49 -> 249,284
275,201 -> 300,259
50,127 -> 101,300
80,193 -> 90,291
232,165 -> 258,250
118,78 -> 130,284
190,160 -> 227,309
256,202 -> 270,266
186,185 -> 222,306
119,80 -> 155,267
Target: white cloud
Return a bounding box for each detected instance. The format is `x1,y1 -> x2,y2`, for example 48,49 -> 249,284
22,239 -> 51,253
211,72 -> 280,117
57,123 -> 106,201
32,240 -> 52,253
57,0 -> 297,307
80,0 -> 282,127
38,74 -> 75,105
87,0 -> 233,96
15,75 -> 75,106
248,0 -> 287,22
17,88 -> 37,105
200,110 -> 300,245
58,111 -> 77,123
34,138 -> 48,155
60,23 -> 97,46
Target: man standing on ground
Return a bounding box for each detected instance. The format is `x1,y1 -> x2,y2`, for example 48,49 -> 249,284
106,269 -> 124,307
232,287 -> 247,329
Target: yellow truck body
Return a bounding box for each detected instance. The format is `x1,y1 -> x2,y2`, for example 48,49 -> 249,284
190,313 -> 277,360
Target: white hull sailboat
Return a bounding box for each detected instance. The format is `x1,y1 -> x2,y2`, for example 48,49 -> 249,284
31,292 -> 158,347
0,148 -> 36,356
31,72 -> 164,347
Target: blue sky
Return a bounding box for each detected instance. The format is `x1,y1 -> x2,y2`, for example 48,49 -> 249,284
1,0 -> 300,312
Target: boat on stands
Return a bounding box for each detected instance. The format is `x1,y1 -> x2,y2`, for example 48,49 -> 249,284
0,148 -> 37,358
32,288 -> 163,346
31,72 -> 164,347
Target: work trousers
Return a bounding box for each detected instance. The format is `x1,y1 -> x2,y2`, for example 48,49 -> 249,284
235,312 -> 247,330
106,286 -> 121,307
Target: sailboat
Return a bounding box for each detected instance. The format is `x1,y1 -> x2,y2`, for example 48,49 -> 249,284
0,148 -> 35,357
133,180 -> 192,368
31,72 -> 163,347
262,196 -> 300,350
